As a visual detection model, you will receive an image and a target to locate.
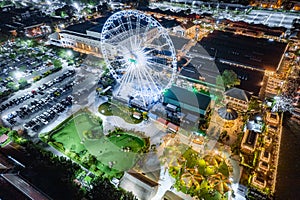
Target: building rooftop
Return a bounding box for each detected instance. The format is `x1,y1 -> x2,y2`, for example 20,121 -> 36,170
183,56 -> 264,96
199,30 -> 287,72
2,174 -> 50,200
64,14 -> 181,37
60,29 -> 100,41
179,64 -> 202,80
185,113 -> 199,123
169,35 -> 190,51
215,61 -> 264,96
119,171 -> 157,200
225,87 -> 252,102
222,20 -> 286,37
187,57 -> 219,84
0,176 -> 30,200
65,21 -> 96,34
139,7 -> 187,17
181,21 -> 195,29
0,153 -> 14,170
163,190 -> 184,200
0,134 -> 8,143
65,15 -> 110,35
164,85 -> 211,112
247,120 -> 263,133
189,43 -> 212,57
245,130 -> 258,148
127,170 -> 158,187
218,106 -> 238,120
155,17 -> 181,29
87,24 -> 104,34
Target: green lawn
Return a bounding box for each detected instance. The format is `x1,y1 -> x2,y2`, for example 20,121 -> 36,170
98,101 -> 143,124
84,131 -> 145,172
98,102 -> 113,115
41,110 -> 146,178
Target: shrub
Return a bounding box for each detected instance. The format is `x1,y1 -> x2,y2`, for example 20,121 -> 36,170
33,75 -> 42,82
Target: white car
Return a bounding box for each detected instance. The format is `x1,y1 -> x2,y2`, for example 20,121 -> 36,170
23,124 -> 30,129
41,118 -> 49,125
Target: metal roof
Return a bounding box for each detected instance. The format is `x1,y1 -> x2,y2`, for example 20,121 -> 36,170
225,87 -> 252,102
217,106 -> 238,120
164,85 -> 211,112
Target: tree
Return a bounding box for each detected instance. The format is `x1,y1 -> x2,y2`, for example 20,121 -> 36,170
184,8 -> 192,15
142,111 -> 148,120
6,82 -> 18,91
0,126 -> 10,135
20,141 -> 85,200
7,130 -> 18,141
88,155 -> 97,165
33,75 -> 42,82
88,177 -> 137,200
18,78 -> 29,88
216,75 -> 224,87
9,53 -> 16,59
217,70 -> 240,89
53,59 -> 62,68
82,7 -> 92,14
98,2 -> 109,14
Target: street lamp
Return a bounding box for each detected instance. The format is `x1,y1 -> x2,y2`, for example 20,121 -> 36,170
14,71 -> 23,79
67,50 -> 73,57
73,2 -> 80,12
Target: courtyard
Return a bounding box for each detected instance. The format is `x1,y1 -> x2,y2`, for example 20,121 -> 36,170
40,110 -> 147,178
98,100 -> 144,124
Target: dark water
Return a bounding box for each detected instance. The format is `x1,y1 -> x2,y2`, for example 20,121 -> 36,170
275,116 -> 300,200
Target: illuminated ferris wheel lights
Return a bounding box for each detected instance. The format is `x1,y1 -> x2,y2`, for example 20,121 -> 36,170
101,10 -> 177,109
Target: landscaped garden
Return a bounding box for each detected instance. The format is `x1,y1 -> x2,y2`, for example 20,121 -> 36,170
162,144 -> 232,199
40,109 -> 148,178
0,126 -> 27,147
98,99 -> 145,124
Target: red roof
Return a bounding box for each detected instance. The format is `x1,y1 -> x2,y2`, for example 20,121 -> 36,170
157,118 -> 168,125
0,134 -> 8,143
167,123 -> 179,131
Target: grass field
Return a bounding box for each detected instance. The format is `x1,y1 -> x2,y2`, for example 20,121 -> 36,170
98,101 -> 143,124
42,110 -> 146,177
85,131 -> 145,172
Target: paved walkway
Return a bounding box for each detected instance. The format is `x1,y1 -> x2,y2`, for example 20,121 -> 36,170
151,166 -> 193,200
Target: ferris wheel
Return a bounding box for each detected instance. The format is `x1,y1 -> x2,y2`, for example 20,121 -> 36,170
101,10 -> 177,109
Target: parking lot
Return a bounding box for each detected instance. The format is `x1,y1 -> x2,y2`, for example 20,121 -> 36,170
0,38 -> 99,135
1,67 -> 77,130
1,58 -> 103,137
0,39 -> 70,101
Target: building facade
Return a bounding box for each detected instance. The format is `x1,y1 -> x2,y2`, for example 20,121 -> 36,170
224,87 -> 252,112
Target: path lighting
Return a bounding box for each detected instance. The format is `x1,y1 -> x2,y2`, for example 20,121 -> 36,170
67,50 -> 73,57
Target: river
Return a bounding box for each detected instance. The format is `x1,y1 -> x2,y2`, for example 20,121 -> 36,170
275,115 -> 300,199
